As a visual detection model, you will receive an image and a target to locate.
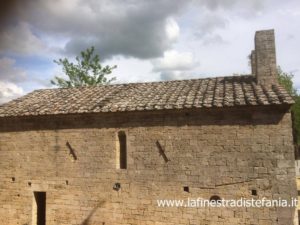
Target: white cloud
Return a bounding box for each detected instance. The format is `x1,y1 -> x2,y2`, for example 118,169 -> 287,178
0,0 -> 191,59
0,57 -> 27,103
165,17 -> 180,42
151,50 -> 199,81
0,0 -> 277,61
152,50 -> 198,72
160,71 -> 190,81
0,0 -> 299,90
195,0 -> 265,13
106,56 -> 158,83
0,57 -> 27,83
0,22 -> 47,55
0,81 -> 24,104
194,13 -> 227,37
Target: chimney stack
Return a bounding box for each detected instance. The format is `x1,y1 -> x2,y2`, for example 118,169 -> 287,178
251,29 -> 278,85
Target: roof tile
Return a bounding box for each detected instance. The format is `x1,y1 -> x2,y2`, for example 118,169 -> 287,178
0,75 -> 294,117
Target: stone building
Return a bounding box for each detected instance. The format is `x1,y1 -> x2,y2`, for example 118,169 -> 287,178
0,30 -> 297,225
295,154 -> 300,224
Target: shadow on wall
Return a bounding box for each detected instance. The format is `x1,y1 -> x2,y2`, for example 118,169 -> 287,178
0,105 -> 290,133
81,201 -> 105,225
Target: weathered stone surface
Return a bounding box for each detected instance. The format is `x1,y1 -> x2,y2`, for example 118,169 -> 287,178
252,29 -> 278,85
0,106 -> 296,225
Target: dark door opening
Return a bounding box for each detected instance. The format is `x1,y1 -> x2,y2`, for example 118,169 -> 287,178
34,192 -> 46,225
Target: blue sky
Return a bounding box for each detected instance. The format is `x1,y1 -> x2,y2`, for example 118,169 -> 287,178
0,0 -> 300,103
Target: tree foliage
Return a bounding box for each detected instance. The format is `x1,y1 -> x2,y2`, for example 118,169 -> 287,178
292,97 -> 300,145
51,46 -> 116,88
277,66 -> 297,96
277,66 -> 300,144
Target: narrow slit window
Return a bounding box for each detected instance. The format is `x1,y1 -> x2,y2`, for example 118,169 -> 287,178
117,131 -> 127,169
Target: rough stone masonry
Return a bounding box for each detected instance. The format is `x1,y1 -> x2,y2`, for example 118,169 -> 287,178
0,30 -> 297,225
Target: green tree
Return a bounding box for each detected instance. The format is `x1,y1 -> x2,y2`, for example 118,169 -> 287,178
51,46 -> 116,88
277,66 -> 300,144
277,66 -> 297,96
292,97 -> 300,145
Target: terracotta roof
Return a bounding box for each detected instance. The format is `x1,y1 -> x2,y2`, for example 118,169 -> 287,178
0,75 -> 294,117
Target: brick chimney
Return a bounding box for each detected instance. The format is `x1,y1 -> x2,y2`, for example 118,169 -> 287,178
251,29 -> 278,85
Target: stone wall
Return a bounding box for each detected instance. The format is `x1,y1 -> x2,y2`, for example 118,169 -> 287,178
0,106 -> 296,225
251,29 -> 278,85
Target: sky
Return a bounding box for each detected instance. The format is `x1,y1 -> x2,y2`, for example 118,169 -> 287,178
0,0 -> 300,103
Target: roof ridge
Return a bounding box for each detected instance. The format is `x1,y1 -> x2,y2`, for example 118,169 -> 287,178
32,74 -> 253,92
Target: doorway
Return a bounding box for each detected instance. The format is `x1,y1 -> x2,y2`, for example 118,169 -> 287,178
33,192 -> 46,225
